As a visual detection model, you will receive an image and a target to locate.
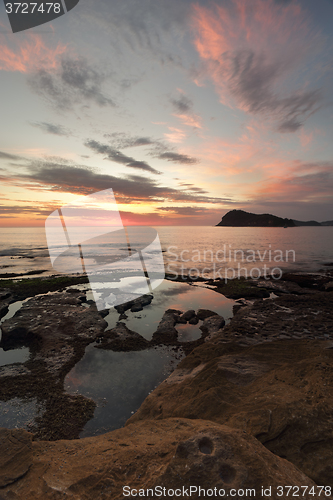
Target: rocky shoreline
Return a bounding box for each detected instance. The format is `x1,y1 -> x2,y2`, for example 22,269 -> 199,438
1,270 -> 333,498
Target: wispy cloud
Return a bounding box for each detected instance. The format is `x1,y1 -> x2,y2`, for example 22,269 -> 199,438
0,34 -> 66,73
85,139 -> 161,174
170,90 -> 203,129
28,56 -> 115,109
104,132 -> 199,164
30,122 -> 71,136
191,0 -> 324,132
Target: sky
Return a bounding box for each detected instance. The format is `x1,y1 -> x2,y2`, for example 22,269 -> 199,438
0,0 -> 333,226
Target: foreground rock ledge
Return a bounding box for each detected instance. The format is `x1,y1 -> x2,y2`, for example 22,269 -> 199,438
127,339 -> 333,487
0,419 -> 321,500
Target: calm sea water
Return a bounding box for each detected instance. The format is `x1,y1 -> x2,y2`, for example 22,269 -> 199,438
1,226 -> 333,278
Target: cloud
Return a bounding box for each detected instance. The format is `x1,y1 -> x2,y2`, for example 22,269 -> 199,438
85,139 -> 161,174
154,151 -> 197,164
191,0 -> 324,132
4,154 -> 227,205
104,133 -> 155,149
248,161 -> 333,205
104,132 -> 199,164
0,34 -> 66,73
0,151 -> 22,160
82,0 -> 192,65
28,56 -> 115,109
170,91 -> 203,129
30,122 -> 71,136
170,94 -> 193,113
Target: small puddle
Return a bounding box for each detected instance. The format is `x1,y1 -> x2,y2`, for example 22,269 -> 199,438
0,298 -> 32,366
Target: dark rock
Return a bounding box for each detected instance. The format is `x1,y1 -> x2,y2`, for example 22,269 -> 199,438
97,322 -> 149,351
152,310 -> 179,344
0,289 -> 11,301
180,310 -> 196,322
98,309 -> 109,318
196,309 -> 218,320
0,292 -> 107,374
115,294 -> 153,314
131,303 -> 143,312
189,315 -> 199,325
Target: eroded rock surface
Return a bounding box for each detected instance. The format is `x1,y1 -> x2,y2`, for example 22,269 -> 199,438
127,338 -> 333,487
1,292 -> 107,375
0,428 -> 32,488
0,419 -> 320,500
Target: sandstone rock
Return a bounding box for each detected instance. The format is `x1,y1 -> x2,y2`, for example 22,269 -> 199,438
127,339 -> 333,487
196,309 -> 218,320
0,419 -> 320,500
0,428 -> 32,487
200,314 -> 225,341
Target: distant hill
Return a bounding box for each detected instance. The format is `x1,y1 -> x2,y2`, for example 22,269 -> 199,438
321,220 -> 333,226
216,210 -> 295,227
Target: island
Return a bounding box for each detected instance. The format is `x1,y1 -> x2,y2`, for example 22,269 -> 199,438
216,209 -> 333,227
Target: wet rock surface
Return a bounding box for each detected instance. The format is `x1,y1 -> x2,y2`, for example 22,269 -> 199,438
0,419 -> 321,500
221,291 -> 333,344
0,292 -> 107,440
1,292 -> 107,374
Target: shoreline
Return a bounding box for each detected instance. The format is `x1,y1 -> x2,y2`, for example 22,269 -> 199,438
1,268 -> 333,496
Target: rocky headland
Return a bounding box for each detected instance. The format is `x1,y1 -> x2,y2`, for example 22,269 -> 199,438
216,209 -> 333,227
1,270 -> 333,499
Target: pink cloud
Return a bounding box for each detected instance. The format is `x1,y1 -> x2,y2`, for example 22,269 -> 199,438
0,34 -> 67,73
191,0 -> 322,132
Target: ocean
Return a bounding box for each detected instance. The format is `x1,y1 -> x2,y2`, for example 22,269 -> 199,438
1,226 -> 333,279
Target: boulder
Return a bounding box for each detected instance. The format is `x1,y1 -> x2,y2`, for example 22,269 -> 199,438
96,322 -> 149,351
152,310 -> 179,344
0,419 -> 320,500
179,309 -> 196,322
189,315 -> 199,325
196,309 -> 218,320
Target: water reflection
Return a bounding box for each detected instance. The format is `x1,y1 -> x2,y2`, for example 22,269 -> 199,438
102,280 -> 235,341
65,346 -> 182,437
